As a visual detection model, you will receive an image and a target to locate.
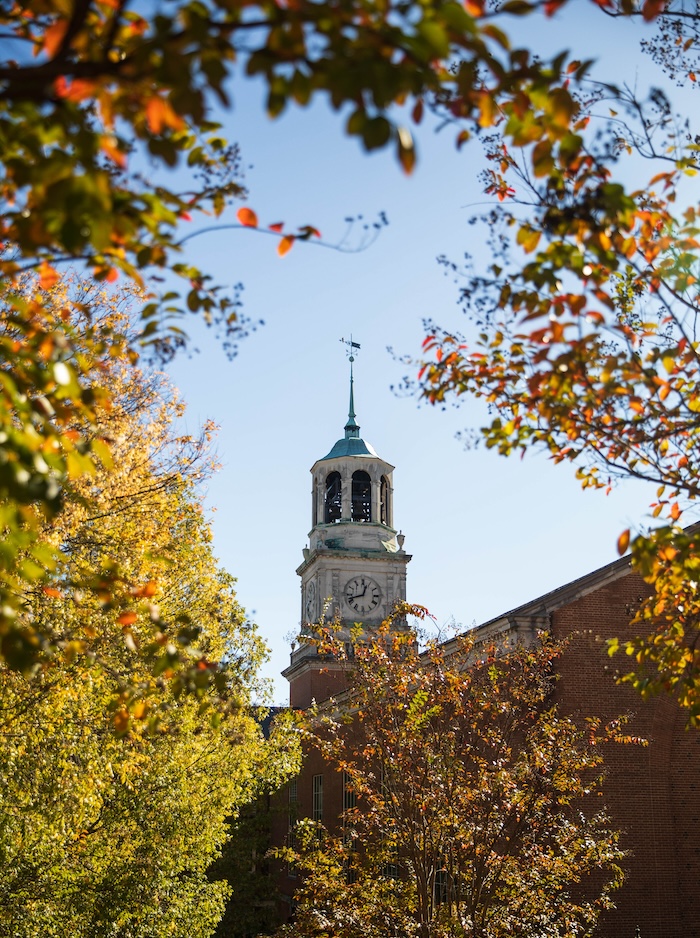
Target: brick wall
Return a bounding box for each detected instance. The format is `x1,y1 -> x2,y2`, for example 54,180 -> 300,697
551,571 -> 699,938
280,564 -> 700,938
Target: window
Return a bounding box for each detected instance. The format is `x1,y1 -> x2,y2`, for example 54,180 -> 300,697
312,774 -> 323,823
380,475 -> 389,525
287,778 -> 299,878
286,823 -> 297,878
434,867 -> 449,905
351,470 -> 371,522
325,472 -> 342,523
343,771 -> 356,815
342,772 -> 357,883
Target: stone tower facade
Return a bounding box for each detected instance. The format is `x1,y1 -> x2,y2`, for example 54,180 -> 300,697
282,363 -> 411,708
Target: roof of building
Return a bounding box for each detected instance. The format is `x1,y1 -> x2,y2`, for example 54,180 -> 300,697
440,550 -> 635,657
320,436 -> 379,460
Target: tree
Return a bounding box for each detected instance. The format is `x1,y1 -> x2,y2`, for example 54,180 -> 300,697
279,613 -> 627,938
3,0 -> 691,708
0,275 -> 237,708
411,1 -> 700,719
0,0 -> 564,675
0,292 -> 300,935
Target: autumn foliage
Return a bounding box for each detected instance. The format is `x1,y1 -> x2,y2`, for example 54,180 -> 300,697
414,2 -> 700,719
280,612 -> 627,938
0,282 -> 300,933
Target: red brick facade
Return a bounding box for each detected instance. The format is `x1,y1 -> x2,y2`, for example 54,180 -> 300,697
548,564 -> 699,937
281,554 -> 700,937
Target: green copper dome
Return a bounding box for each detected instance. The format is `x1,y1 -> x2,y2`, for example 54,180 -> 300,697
320,436 -> 378,460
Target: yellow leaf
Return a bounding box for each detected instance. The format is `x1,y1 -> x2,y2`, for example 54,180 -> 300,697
477,92 -> 497,128
397,127 -> 416,174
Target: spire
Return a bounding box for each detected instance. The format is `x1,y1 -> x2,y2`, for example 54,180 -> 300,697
341,337 -> 361,440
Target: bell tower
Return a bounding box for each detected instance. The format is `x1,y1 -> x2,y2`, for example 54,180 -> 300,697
283,342 -> 411,708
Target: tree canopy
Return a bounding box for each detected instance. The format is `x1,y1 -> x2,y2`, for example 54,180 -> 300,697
279,614 -> 627,938
0,0 -> 573,678
412,1 -> 700,720
0,290 -> 299,934
4,1 -> 697,714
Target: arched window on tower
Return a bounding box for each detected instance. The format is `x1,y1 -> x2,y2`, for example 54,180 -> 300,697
325,472 -> 342,523
380,475 -> 389,526
351,470 -> 372,522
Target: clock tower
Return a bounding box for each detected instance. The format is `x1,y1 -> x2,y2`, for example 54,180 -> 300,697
283,353 -> 411,708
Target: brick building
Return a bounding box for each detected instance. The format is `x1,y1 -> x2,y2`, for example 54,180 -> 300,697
277,370 -> 700,938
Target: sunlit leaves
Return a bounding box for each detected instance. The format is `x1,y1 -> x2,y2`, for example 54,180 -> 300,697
0,301 -> 301,929
284,613 -> 626,938
410,4 -> 700,717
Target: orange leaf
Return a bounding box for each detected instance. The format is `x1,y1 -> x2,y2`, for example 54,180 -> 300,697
38,262 -> 60,291
131,580 -> 157,598
42,586 -> 62,599
464,0 -> 484,13
642,0 -> 666,21
544,0 -> 566,15
237,207 -> 258,228
132,701 -> 148,719
55,78 -> 96,103
101,136 -> 127,169
670,502 -> 682,521
617,529 -> 630,555
118,611 -> 138,626
269,222 -> 284,232
113,709 -> 130,733
278,235 -> 295,256
144,96 -> 184,135
42,20 -> 68,58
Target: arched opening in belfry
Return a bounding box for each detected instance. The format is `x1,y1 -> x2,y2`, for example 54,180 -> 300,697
351,470 -> 372,522
380,475 -> 389,525
325,471 -> 342,523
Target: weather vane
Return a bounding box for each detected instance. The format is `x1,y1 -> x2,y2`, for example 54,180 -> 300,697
340,336 -> 361,364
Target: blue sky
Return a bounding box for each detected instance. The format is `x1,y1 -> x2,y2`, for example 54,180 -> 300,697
164,4 -> 674,701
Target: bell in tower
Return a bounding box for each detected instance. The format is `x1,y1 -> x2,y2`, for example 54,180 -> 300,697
283,340 -> 411,708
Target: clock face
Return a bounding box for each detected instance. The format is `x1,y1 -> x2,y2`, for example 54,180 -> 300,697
305,581 -> 316,621
344,576 -> 381,615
